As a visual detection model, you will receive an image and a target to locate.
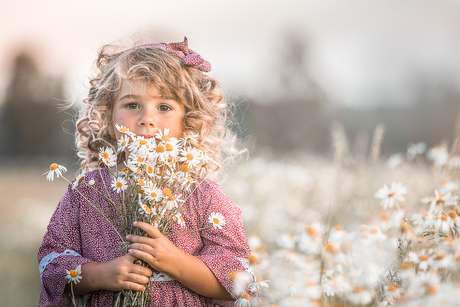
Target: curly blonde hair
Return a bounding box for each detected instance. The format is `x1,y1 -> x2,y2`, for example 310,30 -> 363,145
75,42 -> 229,178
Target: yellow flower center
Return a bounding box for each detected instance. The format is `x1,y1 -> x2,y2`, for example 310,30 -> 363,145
241,293 -> 250,300
180,216 -> 184,222
147,166 -> 153,174
101,152 -> 109,159
116,182 -> 123,188
162,135 -> 170,142
441,215 -> 448,221
353,286 -> 364,293
120,127 -> 128,133
144,206 -> 151,213
155,144 -> 165,153
420,254 -> 428,261
139,140 -> 147,145
137,157 -> 144,163
50,163 -> 59,171
198,147 -> 205,151
121,141 -> 126,146
213,217 -> 220,224
170,195 -> 176,201
166,144 -> 173,151
186,153 -> 194,161
388,192 -> 396,197
150,192 -> 157,198
162,188 -> 171,197
180,165 -> 190,173
70,270 -> 78,278
449,210 -> 458,219
138,179 -> 145,186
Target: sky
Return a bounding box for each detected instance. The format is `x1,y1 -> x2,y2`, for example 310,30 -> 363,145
1,0 -> 460,107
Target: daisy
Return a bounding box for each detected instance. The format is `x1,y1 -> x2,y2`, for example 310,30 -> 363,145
117,135 -> 130,152
155,128 -> 171,142
374,182 -> 407,210
180,147 -> 202,168
111,176 -> 127,193
178,132 -> 199,147
115,123 -> 135,137
234,292 -> 251,307
99,147 -> 117,167
128,136 -> 152,154
449,156 -> 460,169
44,163 -> 67,181
138,202 -> 153,216
208,212 -> 226,229
88,179 -> 95,186
65,265 -> 82,284
423,190 -> 458,215
164,193 -> 184,210
427,144 -> 449,166
143,185 -> 163,202
152,143 -> 169,162
250,279 -> 270,292
175,214 -> 186,227
347,286 -> 372,305
72,172 -> 85,189
164,138 -> 180,158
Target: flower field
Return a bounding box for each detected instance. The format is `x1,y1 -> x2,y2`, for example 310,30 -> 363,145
1,133 -> 460,306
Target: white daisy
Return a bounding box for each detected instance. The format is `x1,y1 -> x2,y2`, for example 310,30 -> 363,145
72,172 -> 86,189
208,212 -> 226,229
138,201 -> 153,216
164,138 -> 180,158
99,147 -> 117,167
152,143 -> 169,162
374,182 -> 407,210
65,265 -> 82,284
117,135 -> 130,152
164,193 -> 184,210
197,146 -> 212,164
128,136 -> 152,154
180,147 -> 202,168
427,144 -> 449,166
88,179 -> 95,186
155,128 -> 171,142
111,176 -> 127,193
234,293 -> 251,307
44,163 -> 67,181
143,185 -> 163,202
423,190 -> 458,215
175,214 -> 186,227
178,132 -> 199,147
250,279 -> 270,292
115,123 -> 135,137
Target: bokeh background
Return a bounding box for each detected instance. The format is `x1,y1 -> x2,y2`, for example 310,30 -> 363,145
2,0 -> 460,305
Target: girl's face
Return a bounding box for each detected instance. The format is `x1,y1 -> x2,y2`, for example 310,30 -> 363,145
112,80 -> 185,140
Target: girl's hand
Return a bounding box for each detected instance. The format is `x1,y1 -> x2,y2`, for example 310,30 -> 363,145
126,221 -> 185,277
96,254 -> 153,292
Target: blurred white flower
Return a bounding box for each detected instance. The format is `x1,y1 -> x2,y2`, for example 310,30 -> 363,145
375,182 -> 407,210
449,156 -> 460,169
250,279 -> 269,292
427,144 -> 449,167
406,142 -> 426,160
387,153 -> 405,169
347,287 -> 372,305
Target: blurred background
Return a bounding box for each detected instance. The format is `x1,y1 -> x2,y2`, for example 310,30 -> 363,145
2,0 -> 460,305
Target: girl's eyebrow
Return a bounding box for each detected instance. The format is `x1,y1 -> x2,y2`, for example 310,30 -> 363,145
118,94 -> 142,102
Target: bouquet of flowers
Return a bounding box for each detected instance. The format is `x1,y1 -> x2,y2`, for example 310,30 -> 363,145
45,125 -> 211,307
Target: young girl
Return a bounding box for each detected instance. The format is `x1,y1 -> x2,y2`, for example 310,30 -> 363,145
38,37 -> 254,307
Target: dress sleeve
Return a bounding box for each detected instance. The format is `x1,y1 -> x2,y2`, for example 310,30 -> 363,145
37,182 -> 93,307
195,181 -> 254,305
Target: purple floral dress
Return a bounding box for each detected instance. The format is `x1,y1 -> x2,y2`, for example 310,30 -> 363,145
38,169 -> 252,307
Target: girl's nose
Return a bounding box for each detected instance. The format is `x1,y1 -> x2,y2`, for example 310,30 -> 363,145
138,110 -> 156,127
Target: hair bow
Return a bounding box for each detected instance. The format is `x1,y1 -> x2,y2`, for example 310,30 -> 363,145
124,37 -> 211,72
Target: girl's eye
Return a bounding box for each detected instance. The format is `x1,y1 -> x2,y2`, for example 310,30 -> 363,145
158,105 -> 172,112
126,103 -> 139,109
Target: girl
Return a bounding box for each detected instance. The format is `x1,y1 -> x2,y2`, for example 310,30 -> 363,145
38,37 -> 253,307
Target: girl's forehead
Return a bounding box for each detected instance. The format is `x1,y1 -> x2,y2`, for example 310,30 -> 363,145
118,79 -> 163,98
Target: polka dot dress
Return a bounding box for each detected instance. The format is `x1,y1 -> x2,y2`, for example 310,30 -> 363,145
38,168 -> 252,307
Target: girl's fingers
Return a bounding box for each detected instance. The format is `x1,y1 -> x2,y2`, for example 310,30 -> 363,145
130,263 -> 153,277
127,273 -> 150,285
133,221 -> 162,239
129,248 -> 157,267
121,281 -> 146,292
